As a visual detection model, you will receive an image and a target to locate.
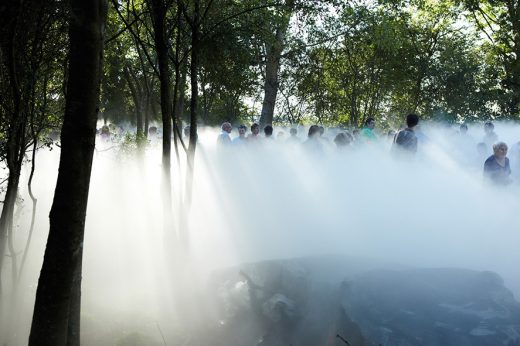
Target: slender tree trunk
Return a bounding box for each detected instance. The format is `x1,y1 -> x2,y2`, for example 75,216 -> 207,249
172,2 -> 185,148
149,0 -> 174,239
171,5 -> 184,166
509,4 -> 520,117
259,29 -> 284,126
0,82 -> 26,299
136,100 -> 144,139
124,67 -> 139,122
18,140 -> 38,282
177,68 -> 186,119
29,0 -> 107,344
0,1 -> 23,296
0,0 -> 54,298
0,171 -> 21,295
144,95 -> 150,137
259,7 -> 292,126
172,66 -> 186,170
123,66 -> 144,138
185,1 -> 200,213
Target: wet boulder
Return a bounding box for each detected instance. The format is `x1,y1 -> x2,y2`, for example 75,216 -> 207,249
202,257 -> 520,346
341,268 -> 520,346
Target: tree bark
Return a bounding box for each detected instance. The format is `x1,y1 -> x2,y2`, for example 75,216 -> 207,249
185,0 -> 200,224
149,0 -> 174,238
259,7 -> 292,126
0,171 -> 21,294
29,0 -> 107,344
0,0 -> 31,296
123,65 -> 144,138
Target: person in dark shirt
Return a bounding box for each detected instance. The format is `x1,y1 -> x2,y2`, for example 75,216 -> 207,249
484,141 -> 511,185
303,125 -> 324,154
264,124 -> 274,139
334,132 -> 353,149
393,113 -> 419,154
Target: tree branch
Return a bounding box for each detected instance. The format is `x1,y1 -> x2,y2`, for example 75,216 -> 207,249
201,2 -> 288,42
111,0 -> 160,76
105,13 -> 148,44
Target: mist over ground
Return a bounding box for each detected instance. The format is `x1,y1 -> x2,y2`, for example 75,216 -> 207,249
1,121 -> 519,345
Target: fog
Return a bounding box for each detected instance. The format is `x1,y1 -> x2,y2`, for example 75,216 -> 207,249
0,121 -> 519,345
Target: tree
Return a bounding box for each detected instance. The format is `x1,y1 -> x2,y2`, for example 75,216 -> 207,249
259,0 -> 294,126
29,0 -> 107,344
463,0 -> 520,118
0,0 -> 64,295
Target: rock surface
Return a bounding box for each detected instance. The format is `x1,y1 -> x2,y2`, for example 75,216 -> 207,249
197,257 -> 520,346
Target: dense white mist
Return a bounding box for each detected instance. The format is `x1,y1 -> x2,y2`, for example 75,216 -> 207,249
191,123 -> 520,284
1,121 -> 519,345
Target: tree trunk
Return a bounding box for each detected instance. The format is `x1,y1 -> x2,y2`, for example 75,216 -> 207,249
149,0 -> 174,238
259,28 -> 285,126
0,171 -> 21,295
29,0 -> 107,344
136,99 -> 144,139
182,0 -> 201,247
176,65 -> 187,129
123,66 -> 144,137
0,0 -> 30,296
259,8 -> 292,126
144,95 -> 150,137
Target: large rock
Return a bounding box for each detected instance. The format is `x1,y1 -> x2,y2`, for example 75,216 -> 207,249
199,257 -> 520,346
341,268 -> 520,345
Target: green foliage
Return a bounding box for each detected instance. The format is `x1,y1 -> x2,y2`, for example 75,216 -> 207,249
0,0 -> 67,168
3,0 -> 519,148
118,131 -> 148,157
461,0 -> 520,118
276,0 -> 507,126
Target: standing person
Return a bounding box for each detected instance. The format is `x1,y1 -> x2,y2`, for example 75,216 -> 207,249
287,128 -> 300,144
484,142 -> 511,185
352,129 -> 360,143
183,125 -> 191,142
248,123 -> 261,142
360,117 -> 377,142
334,132 -> 354,149
100,125 -> 111,141
458,123 -> 473,144
264,124 -> 274,139
217,122 -> 232,147
233,124 -> 248,145
303,125 -> 324,154
459,123 -> 468,135
483,121 -> 498,147
393,113 -> 419,154
511,141 -> 520,182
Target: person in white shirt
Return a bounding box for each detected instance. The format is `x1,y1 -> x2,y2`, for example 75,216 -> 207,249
217,122 -> 232,147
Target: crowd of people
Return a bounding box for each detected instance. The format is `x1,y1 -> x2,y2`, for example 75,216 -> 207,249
94,113 -> 517,187
214,114 -> 517,186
